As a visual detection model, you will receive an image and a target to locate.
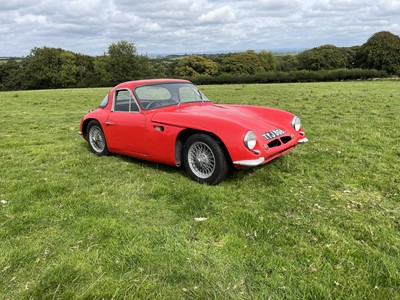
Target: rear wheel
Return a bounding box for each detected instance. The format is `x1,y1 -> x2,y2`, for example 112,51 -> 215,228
183,133 -> 228,185
87,120 -> 109,156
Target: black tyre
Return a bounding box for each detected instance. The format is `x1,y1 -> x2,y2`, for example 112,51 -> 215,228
87,120 -> 109,156
183,133 -> 228,185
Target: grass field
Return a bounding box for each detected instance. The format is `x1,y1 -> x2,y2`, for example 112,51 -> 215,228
0,81 -> 399,299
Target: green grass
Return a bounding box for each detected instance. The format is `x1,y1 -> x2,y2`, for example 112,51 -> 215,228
1,82 -> 399,299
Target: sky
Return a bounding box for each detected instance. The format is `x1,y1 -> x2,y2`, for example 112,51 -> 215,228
1,0 -> 400,57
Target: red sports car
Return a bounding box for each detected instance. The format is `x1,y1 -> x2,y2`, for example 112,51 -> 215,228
80,79 -> 308,185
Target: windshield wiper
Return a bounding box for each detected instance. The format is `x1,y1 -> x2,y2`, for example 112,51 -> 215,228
196,88 -> 204,104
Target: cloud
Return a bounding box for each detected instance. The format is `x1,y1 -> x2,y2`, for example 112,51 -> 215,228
0,0 -> 37,11
0,0 -> 399,56
198,5 -> 236,24
377,0 -> 400,14
257,0 -> 299,10
314,0 -> 378,11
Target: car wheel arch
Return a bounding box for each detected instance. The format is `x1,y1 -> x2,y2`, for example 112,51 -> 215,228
82,118 -> 102,139
175,128 -> 232,168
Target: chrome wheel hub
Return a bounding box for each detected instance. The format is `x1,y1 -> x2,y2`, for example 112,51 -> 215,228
89,126 -> 105,153
188,142 -> 216,179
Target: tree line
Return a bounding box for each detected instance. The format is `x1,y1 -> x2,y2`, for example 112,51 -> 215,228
0,31 -> 399,91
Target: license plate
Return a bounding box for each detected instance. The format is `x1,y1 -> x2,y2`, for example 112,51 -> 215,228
263,128 -> 285,140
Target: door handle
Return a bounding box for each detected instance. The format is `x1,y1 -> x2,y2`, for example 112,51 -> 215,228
105,122 -> 115,126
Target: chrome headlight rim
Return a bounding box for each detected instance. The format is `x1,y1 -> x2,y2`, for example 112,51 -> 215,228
244,130 -> 257,150
292,116 -> 301,131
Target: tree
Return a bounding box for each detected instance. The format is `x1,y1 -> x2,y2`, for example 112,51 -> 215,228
93,55 -> 112,86
344,46 -> 360,69
23,47 -> 78,89
259,50 -> 277,72
221,50 -> 265,75
106,41 -> 152,84
357,31 -> 400,74
151,62 -> 169,78
58,51 -> 79,86
297,45 -> 349,71
0,59 -> 23,90
75,53 -> 97,87
277,55 -> 299,72
175,55 -> 219,77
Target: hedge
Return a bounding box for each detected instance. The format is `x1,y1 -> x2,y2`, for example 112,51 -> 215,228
188,69 -> 387,85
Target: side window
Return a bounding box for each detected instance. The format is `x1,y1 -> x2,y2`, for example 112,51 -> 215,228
114,90 -> 139,112
98,94 -> 109,108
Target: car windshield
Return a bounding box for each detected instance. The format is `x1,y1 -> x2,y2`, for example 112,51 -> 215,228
134,83 -> 210,110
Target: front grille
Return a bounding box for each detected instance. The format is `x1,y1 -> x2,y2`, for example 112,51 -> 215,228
267,135 -> 293,148
281,136 -> 292,144
268,139 -> 281,148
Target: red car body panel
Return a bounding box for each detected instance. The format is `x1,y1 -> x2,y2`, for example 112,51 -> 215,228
80,79 -> 307,170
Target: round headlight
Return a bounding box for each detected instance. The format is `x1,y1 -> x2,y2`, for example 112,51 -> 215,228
244,131 -> 257,150
292,116 -> 301,131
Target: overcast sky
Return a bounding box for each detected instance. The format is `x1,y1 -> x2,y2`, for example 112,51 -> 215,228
1,0 -> 399,57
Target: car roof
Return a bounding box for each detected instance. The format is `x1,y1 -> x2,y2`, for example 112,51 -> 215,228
114,79 -> 191,90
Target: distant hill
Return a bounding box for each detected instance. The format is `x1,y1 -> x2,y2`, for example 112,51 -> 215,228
0,48 -> 304,63
0,57 -> 21,60
0,57 -> 23,64
148,48 -> 305,58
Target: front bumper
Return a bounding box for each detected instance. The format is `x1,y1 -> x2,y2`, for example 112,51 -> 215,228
233,157 -> 265,167
233,136 -> 308,167
298,137 -> 309,144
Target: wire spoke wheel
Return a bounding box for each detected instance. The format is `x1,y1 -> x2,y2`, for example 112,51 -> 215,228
183,133 -> 228,185
87,121 -> 108,156
188,141 -> 216,179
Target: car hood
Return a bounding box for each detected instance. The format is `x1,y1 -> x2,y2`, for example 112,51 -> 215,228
151,103 -> 293,133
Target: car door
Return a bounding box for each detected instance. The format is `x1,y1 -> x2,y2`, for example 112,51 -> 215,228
104,89 -> 146,155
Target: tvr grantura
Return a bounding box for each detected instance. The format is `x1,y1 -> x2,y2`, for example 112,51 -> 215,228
80,79 -> 308,185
